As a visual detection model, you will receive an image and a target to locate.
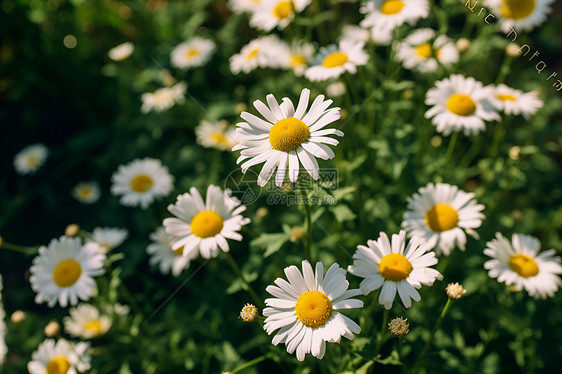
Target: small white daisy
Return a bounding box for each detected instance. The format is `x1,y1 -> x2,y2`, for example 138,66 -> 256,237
250,0 -> 311,31
484,233 -> 562,299
140,82 -> 186,113
425,74 -> 500,135
348,230 -> 443,310
395,28 -> 459,73
195,120 -> 238,152
28,339 -> 91,374
491,84 -> 543,119
88,227 -> 128,253
30,236 -> 106,308
147,226 -> 197,277
163,185 -> 251,259
72,182 -> 101,204
402,182 -> 485,256
341,24 -> 393,46
229,0 -> 263,13
264,260 -> 363,361
14,143 -> 48,175
305,40 -> 369,82
230,36 -> 286,74
111,157 -> 174,209
278,40 -> 315,76
170,37 -> 215,69
107,42 -> 134,61
360,0 -> 430,35
484,0 -> 554,32
233,88 -> 343,187
63,304 -> 111,339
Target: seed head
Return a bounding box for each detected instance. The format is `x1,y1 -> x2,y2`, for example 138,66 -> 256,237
446,282 -> 467,300
239,303 -> 259,322
388,317 -> 409,337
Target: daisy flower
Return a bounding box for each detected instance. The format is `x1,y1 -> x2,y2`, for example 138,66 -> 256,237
402,183 -> 485,256
233,88 -> 343,187
279,41 -> 315,76
170,37 -> 215,69
229,0 -> 263,13
13,143 -> 48,175
348,231 -> 443,309
484,233 -> 562,299
305,40 -> 369,82
146,226 -> 197,276
360,0 -> 430,35
195,120 -> 238,151
264,260 -> 363,361
341,24 -> 393,46
140,82 -> 186,113
425,74 -> 500,135
28,339 -> 91,374
491,84 -> 543,119
63,304 -> 111,339
88,227 -> 128,253
250,0 -> 311,31
0,275 -> 6,364
163,185 -> 250,259
107,42 -> 134,61
30,236 -> 106,308
72,181 -> 101,204
484,0 -> 554,32
111,157 -> 174,209
230,36 -> 285,74
395,28 -> 459,73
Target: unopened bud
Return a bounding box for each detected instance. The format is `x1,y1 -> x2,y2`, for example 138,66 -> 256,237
456,38 -> 471,52
44,320 -> 60,337
65,224 -> 80,237
430,135 -> 442,147
256,207 -> 268,219
239,304 -> 259,322
11,310 -> 26,324
388,317 -> 409,337
506,43 -> 520,57
509,146 -> 521,160
446,282 -> 466,300
402,88 -> 414,100
290,226 -> 305,242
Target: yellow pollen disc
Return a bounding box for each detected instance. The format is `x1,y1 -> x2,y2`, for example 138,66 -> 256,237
415,43 -> 432,58
446,93 -> 477,117
291,54 -> 307,67
425,203 -> 459,232
272,1 -> 293,19
295,291 -> 332,328
509,253 -> 539,277
53,259 -> 82,288
46,356 -> 71,374
185,48 -> 199,58
27,155 -> 39,166
497,93 -> 517,101
130,174 -> 154,193
78,188 -> 92,198
380,0 -> 405,15
211,132 -> 229,145
500,0 -> 535,20
85,320 -> 103,336
190,210 -> 224,238
322,51 -> 348,68
379,253 -> 413,281
246,48 -> 259,60
269,117 -> 310,152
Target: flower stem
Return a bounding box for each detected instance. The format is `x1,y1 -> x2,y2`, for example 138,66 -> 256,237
299,186 -> 313,262
374,309 -> 390,359
445,132 -> 459,162
231,354 -> 272,374
0,238 -> 37,254
490,120 -> 504,158
224,251 -> 263,308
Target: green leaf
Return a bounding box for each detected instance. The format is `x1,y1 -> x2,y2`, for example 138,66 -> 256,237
330,204 -> 357,223
250,232 -> 290,257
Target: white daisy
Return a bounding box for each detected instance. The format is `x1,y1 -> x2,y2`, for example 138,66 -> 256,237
72,181 -> 101,204
484,0 -> 554,32
402,183 -> 485,256
30,236 -> 106,308
250,0 -> 311,31
278,41 -> 315,76
233,88 -> 343,187
395,28 -> 459,73
63,304 -> 111,339
229,0 -> 263,13
170,37 -> 215,69
305,40 -> 369,82
490,84 -> 543,119
347,231 -> 443,310
360,0 -> 430,35
14,143 -> 48,175
147,226 -> 197,276
88,227 -> 128,253
163,185 -> 251,259
195,120 -> 238,151
28,339 -> 91,374
425,74 -> 500,135
111,157 -> 174,209
341,24 -> 393,46
107,42 -> 134,61
140,82 -> 186,113
484,233 -> 562,299
0,275 -> 7,364
264,260 -> 363,361
230,36 -> 285,74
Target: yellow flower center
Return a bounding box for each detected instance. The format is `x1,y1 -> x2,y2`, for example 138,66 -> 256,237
190,210 -> 224,238
295,291 -> 332,328
379,253 -> 413,281
272,0 -> 294,19
415,43 -> 432,58
380,0 -> 405,15
46,356 -> 71,374
27,155 -> 39,166
509,253 -> 539,277
85,320 -> 103,336
78,187 -> 92,198
497,93 -> 517,101
130,174 -> 154,193
246,48 -> 259,61
211,132 -> 229,145
185,48 -> 199,58
425,203 -> 459,232
269,117 -> 310,152
322,51 -> 348,68
500,0 -> 535,20
53,259 -> 82,288
291,54 -> 307,67
446,93 -> 477,117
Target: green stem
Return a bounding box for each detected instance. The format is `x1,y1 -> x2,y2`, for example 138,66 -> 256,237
299,186 -> 313,262
231,354 -> 272,374
445,132 -> 459,162
0,239 -> 37,254
490,120 -> 504,158
224,251 -> 263,308
374,309 -> 390,359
